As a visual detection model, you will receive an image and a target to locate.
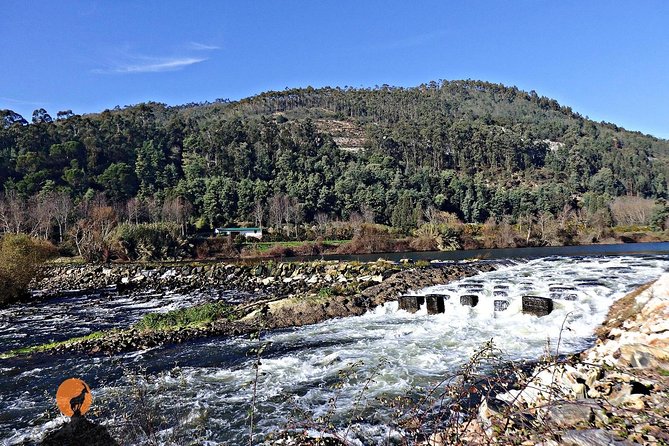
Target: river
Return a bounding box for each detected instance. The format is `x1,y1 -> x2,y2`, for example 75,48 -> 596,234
1,247 -> 668,445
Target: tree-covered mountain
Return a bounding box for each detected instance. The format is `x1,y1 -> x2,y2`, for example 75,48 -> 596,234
1,79 -> 668,237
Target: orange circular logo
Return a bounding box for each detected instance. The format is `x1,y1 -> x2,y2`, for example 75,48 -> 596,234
56,378 -> 92,417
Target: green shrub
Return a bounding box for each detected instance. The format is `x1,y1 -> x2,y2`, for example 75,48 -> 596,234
411,223 -> 462,251
318,287 -> 333,298
112,222 -> 184,261
0,234 -> 56,305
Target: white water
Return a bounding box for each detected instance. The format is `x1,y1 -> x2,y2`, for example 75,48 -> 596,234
0,288 -> 255,352
2,255 -> 668,445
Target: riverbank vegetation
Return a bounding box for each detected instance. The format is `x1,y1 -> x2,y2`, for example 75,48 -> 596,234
0,234 -> 55,305
2,80 -> 669,262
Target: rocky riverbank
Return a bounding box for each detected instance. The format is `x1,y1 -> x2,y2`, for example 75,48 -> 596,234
15,260 -> 496,357
428,275 -> 669,446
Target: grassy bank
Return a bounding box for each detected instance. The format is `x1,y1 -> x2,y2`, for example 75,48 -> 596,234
134,301 -> 240,331
0,331 -> 108,359
201,225 -> 669,261
249,240 -> 348,252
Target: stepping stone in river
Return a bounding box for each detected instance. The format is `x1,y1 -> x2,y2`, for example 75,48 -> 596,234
522,295 -> 554,317
494,300 -> 509,311
460,294 -> 479,307
398,295 -> 425,313
424,294 -> 446,314
608,266 -> 633,272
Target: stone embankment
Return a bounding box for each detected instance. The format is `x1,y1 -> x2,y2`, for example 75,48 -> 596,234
33,260 -> 496,356
430,275 -> 669,446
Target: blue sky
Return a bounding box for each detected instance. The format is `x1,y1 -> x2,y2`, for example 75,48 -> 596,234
1,1 -> 668,138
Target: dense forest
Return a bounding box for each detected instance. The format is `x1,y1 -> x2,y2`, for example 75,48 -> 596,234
1,79 -> 669,259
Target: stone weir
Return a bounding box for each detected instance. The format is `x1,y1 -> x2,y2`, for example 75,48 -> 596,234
27,260 -> 497,356
397,293 -> 555,316
33,260 -> 404,298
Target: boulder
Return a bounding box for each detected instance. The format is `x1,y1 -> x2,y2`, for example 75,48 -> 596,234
41,416 -> 119,446
619,344 -> 669,369
546,402 -> 593,427
561,429 -> 638,446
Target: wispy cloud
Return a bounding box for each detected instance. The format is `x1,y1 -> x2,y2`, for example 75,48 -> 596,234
93,41 -> 219,74
0,96 -> 46,107
93,56 -> 207,74
188,42 -> 220,51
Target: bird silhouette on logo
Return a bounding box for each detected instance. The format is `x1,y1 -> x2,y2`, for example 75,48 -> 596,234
69,384 -> 89,417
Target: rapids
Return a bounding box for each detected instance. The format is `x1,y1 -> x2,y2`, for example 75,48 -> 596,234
1,254 -> 668,445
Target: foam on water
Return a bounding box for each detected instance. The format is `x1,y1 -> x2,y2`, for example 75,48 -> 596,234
1,254 -> 668,444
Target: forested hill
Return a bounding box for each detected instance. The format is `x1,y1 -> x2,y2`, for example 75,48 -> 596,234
1,79 -> 668,233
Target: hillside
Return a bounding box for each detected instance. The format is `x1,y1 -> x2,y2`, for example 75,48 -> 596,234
1,79 -> 668,239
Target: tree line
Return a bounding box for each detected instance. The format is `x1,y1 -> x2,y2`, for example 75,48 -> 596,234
1,80 -> 668,256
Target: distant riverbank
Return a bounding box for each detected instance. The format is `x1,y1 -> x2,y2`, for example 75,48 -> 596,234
195,227 -> 669,262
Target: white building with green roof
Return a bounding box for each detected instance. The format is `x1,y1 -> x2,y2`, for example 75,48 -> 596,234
214,227 -> 263,239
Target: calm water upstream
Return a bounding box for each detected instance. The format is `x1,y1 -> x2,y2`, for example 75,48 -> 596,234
1,246 -> 668,445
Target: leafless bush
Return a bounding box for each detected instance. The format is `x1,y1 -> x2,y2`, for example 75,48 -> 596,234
194,237 -> 239,259
481,217 -> 520,248
69,201 -> 118,262
336,224 -> 408,254
610,196 -> 654,226
292,240 -> 326,256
